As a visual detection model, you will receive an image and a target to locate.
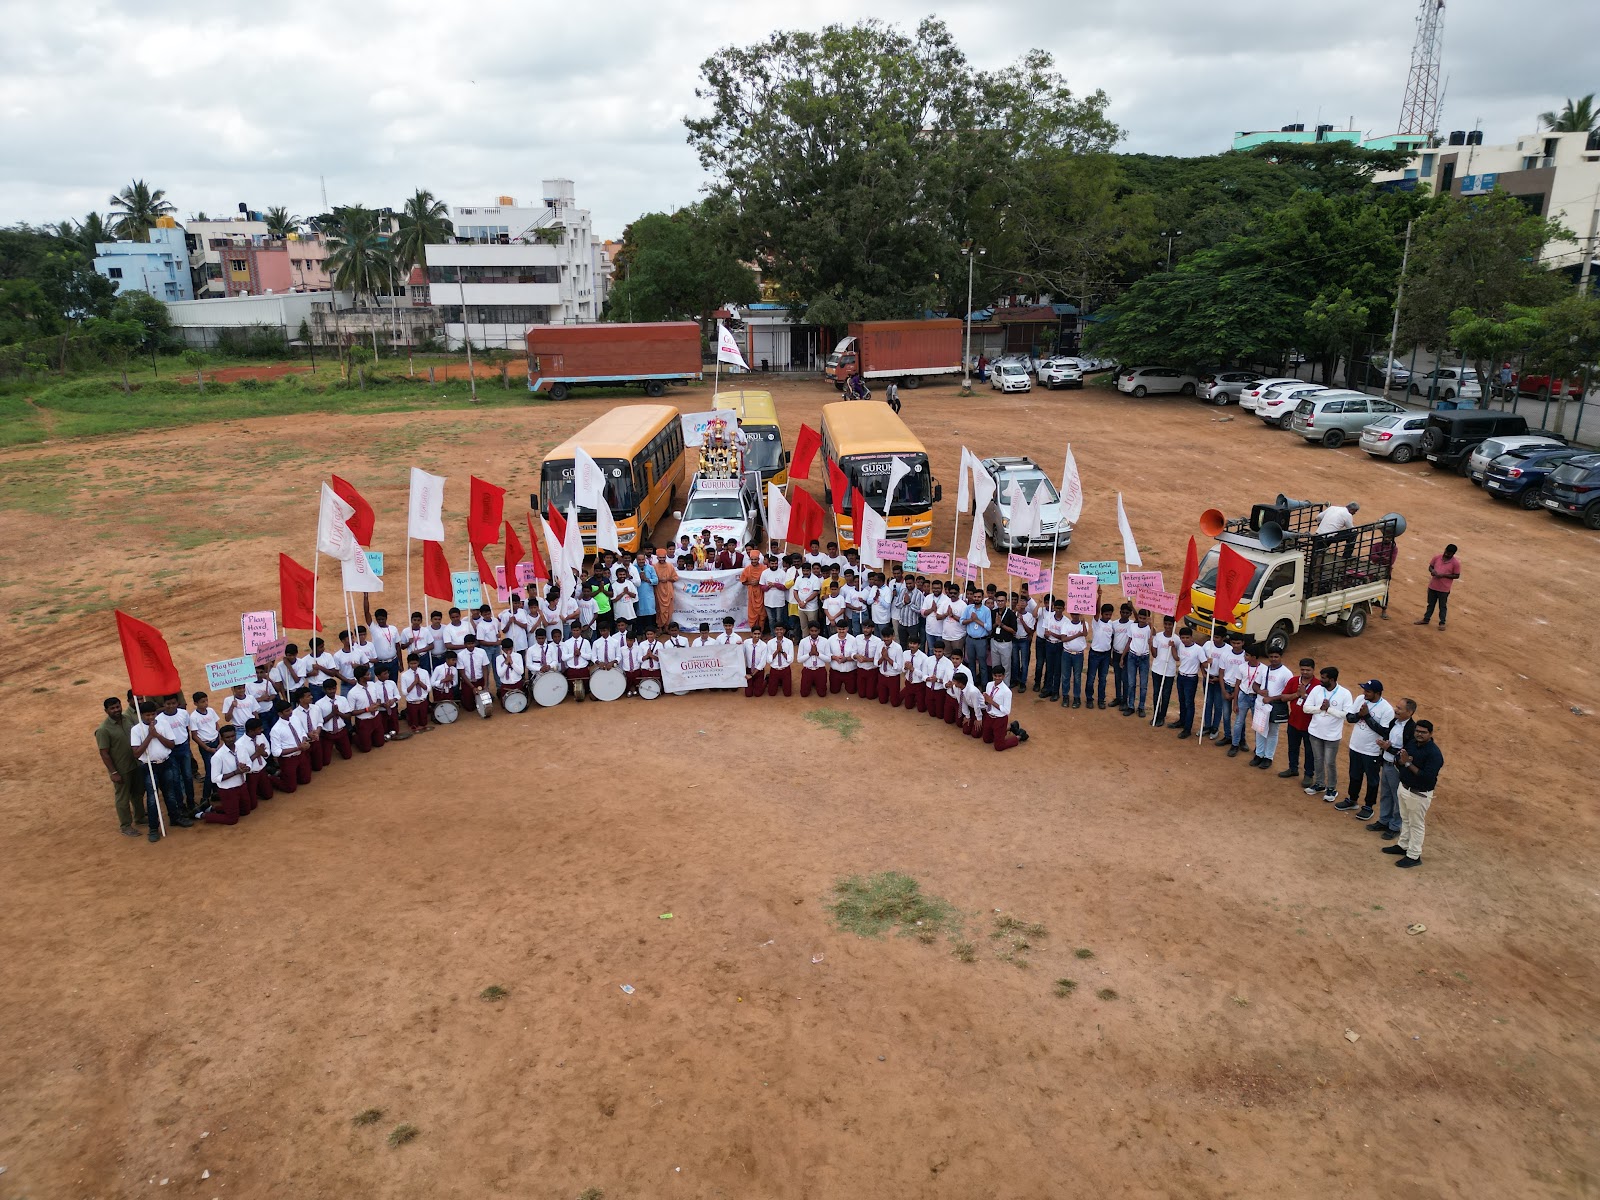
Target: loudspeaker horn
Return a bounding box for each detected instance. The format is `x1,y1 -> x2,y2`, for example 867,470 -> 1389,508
1200,508 -> 1226,536
1257,522 -> 1285,551
1381,512 -> 1407,536
1275,494 -> 1314,510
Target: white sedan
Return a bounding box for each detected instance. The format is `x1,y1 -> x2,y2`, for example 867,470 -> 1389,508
1116,367 -> 1199,397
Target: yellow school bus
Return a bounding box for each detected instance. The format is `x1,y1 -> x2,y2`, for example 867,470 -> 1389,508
713,388 -> 788,488
537,404 -> 685,553
819,401 -> 942,549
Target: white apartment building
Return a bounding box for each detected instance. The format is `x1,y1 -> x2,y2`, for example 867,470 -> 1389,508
425,180 -> 609,349
184,216 -> 269,297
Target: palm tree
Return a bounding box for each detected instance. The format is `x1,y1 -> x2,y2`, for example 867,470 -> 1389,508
325,205 -> 395,358
1538,94 -> 1597,132
77,212 -> 114,251
392,189 -> 453,274
263,206 -> 300,238
109,179 -> 177,242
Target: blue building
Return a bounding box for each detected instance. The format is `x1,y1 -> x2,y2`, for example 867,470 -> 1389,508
93,219 -> 194,302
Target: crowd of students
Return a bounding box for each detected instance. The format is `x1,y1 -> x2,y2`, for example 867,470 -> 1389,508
94,536 -> 1444,865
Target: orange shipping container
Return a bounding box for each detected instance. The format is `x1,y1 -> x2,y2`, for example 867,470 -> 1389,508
526,322 -> 703,400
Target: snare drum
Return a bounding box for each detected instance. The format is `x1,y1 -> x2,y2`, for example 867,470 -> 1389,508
589,667 -> 627,702
503,689 -> 529,713
474,690 -> 493,719
432,700 -> 460,724
636,676 -> 662,700
532,672 -> 569,707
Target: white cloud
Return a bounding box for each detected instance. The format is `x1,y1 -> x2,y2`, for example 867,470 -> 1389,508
1,0 -> 1595,236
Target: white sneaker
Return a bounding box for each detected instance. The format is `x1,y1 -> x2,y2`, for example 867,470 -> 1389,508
1304,786 -> 1320,796
1323,790 -> 1339,802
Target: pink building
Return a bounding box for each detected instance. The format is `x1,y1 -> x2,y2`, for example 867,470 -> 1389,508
218,233 -> 331,297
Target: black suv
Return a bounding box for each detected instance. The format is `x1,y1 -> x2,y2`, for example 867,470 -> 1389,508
1540,453 -> 1600,529
1419,411 -> 1559,474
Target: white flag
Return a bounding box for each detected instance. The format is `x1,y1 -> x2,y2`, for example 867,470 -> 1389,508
561,504 -> 585,598
966,467 -> 996,568
341,551 -> 384,592
407,467 -> 446,542
572,446 -> 606,510
1059,445 -> 1083,527
1024,483 -> 1048,539
956,446 -> 978,514
858,504 -> 889,567
316,482 -> 361,562
593,493 -> 621,553
1007,479 -> 1041,539
717,322 -> 748,370
767,482 -> 791,543
883,456 -> 911,515
540,517 -> 565,589
1116,492 -> 1143,568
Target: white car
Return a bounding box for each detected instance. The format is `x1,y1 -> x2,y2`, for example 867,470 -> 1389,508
1238,376 -> 1303,413
1038,357 -> 1083,389
990,360 -> 1033,393
979,455 -> 1071,550
1256,382 -> 1327,427
672,474 -> 761,552
1410,366 -> 1482,402
1116,366 -> 1199,397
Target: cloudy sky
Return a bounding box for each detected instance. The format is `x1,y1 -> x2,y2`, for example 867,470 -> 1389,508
3,0 -> 1594,238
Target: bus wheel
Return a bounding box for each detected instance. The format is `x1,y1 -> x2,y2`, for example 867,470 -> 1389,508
548,383 -> 570,401
644,380 -> 666,397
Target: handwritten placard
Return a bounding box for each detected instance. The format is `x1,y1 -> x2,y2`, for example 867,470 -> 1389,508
240,611 -> 277,654
1147,589 -> 1178,617
908,550 -> 949,575
364,550 -> 384,577
451,570 -> 483,608
251,636 -> 288,667
1006,553 -> 1045,583
876,538 -> 909,562
1077,560 -> 1121,585
205,654 -> 257,690
953,557 -> 981,582
1066,574 -> 1099,613
1123,570 -> 1164,598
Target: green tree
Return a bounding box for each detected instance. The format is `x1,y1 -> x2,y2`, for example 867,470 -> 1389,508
685,18 -> 1118,321
1538,94 -> 1597,132
109,289 -> 174,352
392,189 -> 452,273
604,203 -> 757,322
1454,296 -> 1600,433
109,179 -> 177,242
325,206 -> 394,358
263,206 -> 300,238
86,314 -> 144,390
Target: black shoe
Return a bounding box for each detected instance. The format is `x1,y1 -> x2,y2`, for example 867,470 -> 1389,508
1121,707 -> 1135,717
1396,856 -> 1420,868
1355,807 -> 1374,821
1277,768 -> 1297,778
1137,708 -> 1146,718
1381,829 -> 1400,840
1334,798 -> 1357,811
1154,719 -> 1166,728
1365,820 -> 1387,831
147,829 -> 161,842
1381,845 -> 1406,855
1072,698 -> 1081,709
1009,721 -> 1021,735
1256,759 -> 1273,769
172,816 -> 195,828
1177,729 -> 1191,739
1227,746 -> 1240,758
1246,755 -> 1261,766
1016,729 -> 1029,742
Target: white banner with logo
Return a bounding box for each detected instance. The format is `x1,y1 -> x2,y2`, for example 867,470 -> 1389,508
671,568 -> 751,632
680,410 -> 738,447
660,643 -> 745,694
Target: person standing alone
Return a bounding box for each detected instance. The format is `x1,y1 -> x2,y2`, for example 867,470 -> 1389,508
1415,544 -> 1461,630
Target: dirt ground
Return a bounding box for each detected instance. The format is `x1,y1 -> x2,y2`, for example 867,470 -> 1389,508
2,374 -> 1597,1200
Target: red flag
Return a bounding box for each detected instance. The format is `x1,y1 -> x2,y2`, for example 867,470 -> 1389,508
791,423 -> 822,480
331,475 -> 375,546
547,502 -> 567,545
1173,536 -> 1200,622
788,487 -> 825,549
826,457 -> 850,516
278,552 -> 323,632
468,476 -> 506,547
473,544 -> 497,590
525,514 -> 549,581
850,487 -> 869,544
503,519 -> 525,585
423,540 -> 452,602
115,609 -> 181,697
1212,543 -> 1255,628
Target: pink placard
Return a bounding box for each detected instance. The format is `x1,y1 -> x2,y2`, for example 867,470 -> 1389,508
915,550 -> 950,574
953,557 -> 981,582
1148,589 -> 1178,617
492,564 -> 526,605
515,562 -> 540,586
1066,574 -> 1099,614
876,538 -> 908,562
1123,570 -> 1164,598
1006,553 -> 1045,582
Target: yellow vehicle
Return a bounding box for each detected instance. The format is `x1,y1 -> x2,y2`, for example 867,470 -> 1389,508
713,388 -> 789,487
537,404 -> 685,553
819,401 -> 943,548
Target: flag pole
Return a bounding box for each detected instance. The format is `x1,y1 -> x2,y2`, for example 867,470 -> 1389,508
1197,614 -> 1217,749
133,693 -> 167,838
406,535 -> 413,623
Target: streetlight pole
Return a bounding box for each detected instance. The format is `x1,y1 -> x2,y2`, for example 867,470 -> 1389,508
1160,230 -> 1184,272
961,243 -> 984,396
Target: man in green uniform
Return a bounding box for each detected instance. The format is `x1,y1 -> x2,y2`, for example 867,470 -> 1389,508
95,696 -> 144,837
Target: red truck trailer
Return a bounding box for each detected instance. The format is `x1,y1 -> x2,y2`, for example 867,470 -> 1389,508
526,322 -> 703,400
826,319 -> 964,390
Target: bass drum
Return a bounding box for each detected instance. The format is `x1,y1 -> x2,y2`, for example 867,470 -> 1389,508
636,676 -> 662,700
433,701 -> 460,724
589,667 -> 627,702
532,672 -> 569,707
503,689 -> 529,713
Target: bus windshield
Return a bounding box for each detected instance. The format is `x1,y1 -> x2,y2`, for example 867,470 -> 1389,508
540,457 -> 635,516
843,454 -> 932,510
743,425 -> 784,473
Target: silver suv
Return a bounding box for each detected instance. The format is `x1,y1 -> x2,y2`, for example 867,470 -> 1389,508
1288,391 -> 1412,447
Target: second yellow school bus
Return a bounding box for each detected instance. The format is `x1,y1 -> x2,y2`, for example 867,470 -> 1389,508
713,388 -> 788,488
820,401 -> 942,549
537,404 -> 686,553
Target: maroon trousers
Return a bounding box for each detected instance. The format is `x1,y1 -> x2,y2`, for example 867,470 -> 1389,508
744,672 -> 766,697
321,726 -> 352,765
379,708 -> 400,737
271,753 -> 301,793
203,784 -> 245,825
405,702 -> 429,731
858,668 -> 878,701
829,669 -> 851,694
878,675 -> 901,706
767,668 -> 793,696
801,666 -> 826,696
944,697 -> 959,725
244,772 -> 267,810
354,717 -> 383,753
983,714 -> 1019,751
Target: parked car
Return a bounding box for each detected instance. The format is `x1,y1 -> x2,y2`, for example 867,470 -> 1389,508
1409,366 -> 1481,402
979,455 -> 1072,550
1201,370 -> 1263,405
1540,453 -> 1600,528
1358,411 -> 1431,462
1418,410 -> 1558,475
1484,447 -> 1590,509
1466,433 -> 1568,484
1359,357 -> 1413,388
1116,366 -> 1199,397
994,352 -> 1038,375
1287,391 -> 1412,447
990,360 -> 1033,393
1038,357 -> 1084,389
1239,376 -> 1306,413
673,473 -> 762,550
1257,382 -> 1328,427
1512,371 -> 1587,397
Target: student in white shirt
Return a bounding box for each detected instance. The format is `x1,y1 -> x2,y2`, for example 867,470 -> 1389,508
347,667 -> 385,753
494,637 -> 528,708
662,622 -> 689,651
876,634 -> 905,706
857,619 -> 886,701
188,689 -> 222,807
610,568 -> 638,634
592,621 -> 627,672
247,665 -> 279,736
268,699 -> 309,791
559,628 -> 593,700
154,693 -> 198,815
955,668 -> 985,738
400,653 -> 433,733
1059,606 -> 1089,708
332,631 -> 361,692
868,574 -> 894,631
1109,602 -> 1135,710
1148,616 -> 1179,727
472,604 -> 502,673
459,636 -> 492,709
1251,649 -> 1296,769
1224,644 -> 1266,756
922,586 -> 945,650
429,651 -> 463,715
1173,627 -> 1206,739
313,679 -> 353,763
1338,679 -> 1395,818
824,621 -> 855,694
289,688 -> 322,770
982,664 -> 1025,750
839,574 -> 866,637
1303,666 -> 1353,800
270,645 -> 310,704
200,725 -> 248,825
222,685 -> 256,745
942,584 -> 967,655
399,614 -> 433,672
798,622 -> 830,697
307,637 -> 340,689
1014,590 -> 1038,693
443,608 -> 472,658
1199,627 -> 1232,736
236,716 -> 272,811
499,596 -> 535,656
525,628 -> 560,685
1087,602 -> 1117,710
796,566 -> 824,635
741,633 -> 769,697
131,705 -> 189,836
1121,609 -> 1153,717
366,607 -> 401,679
